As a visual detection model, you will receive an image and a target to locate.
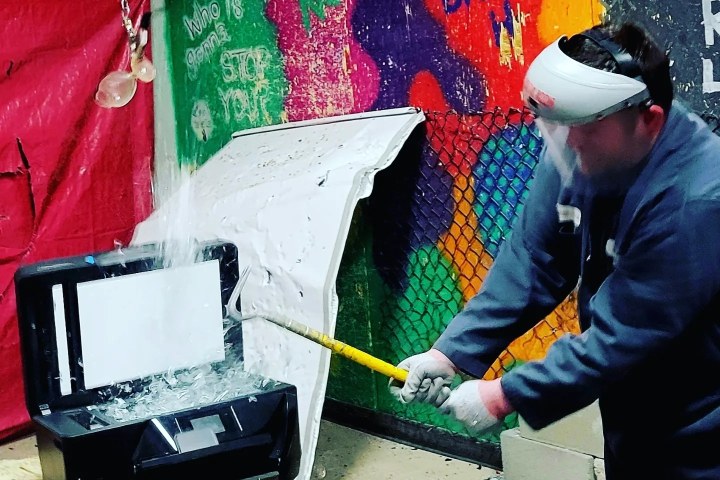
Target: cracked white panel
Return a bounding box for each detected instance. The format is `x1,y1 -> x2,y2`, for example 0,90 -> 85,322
132,107 -> 425,480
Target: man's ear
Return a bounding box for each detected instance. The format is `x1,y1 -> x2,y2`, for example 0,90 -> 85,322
640,104 -> 666,139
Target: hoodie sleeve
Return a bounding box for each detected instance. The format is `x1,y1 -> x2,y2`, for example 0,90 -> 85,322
433,156 -> 581,378
501,194 -> 720,429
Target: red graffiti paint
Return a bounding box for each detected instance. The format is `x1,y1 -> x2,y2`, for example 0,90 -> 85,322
424,0 -> 546,111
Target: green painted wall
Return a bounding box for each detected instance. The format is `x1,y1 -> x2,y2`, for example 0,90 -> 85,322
165,0 -> 288,167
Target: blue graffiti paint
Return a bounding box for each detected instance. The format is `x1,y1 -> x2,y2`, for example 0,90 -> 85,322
443,0 -> 486,14
353,0 -> 486,112
473,121 -> 542,257
444,0 -> 468,14
490,0 -> 514,47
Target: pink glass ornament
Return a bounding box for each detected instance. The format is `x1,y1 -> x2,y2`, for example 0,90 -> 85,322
131,56 -> 156,83
95,71 -> 137,108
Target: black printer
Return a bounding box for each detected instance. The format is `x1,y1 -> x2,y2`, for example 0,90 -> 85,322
14,240 -> 301,480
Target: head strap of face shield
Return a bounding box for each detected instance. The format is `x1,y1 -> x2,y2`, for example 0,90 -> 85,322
571,29 -> 644,82
523,32 -> 653,125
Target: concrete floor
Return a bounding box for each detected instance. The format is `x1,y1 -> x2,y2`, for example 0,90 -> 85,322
313,421 -> 502,479
0,420 -> 502,479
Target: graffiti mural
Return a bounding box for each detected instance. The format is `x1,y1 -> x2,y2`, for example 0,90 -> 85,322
165,0 -> 605,445
167,0 -> 288,166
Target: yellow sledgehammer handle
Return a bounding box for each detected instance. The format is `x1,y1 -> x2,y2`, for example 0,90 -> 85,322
258,314 -> 409,383
226,274 -> 407,383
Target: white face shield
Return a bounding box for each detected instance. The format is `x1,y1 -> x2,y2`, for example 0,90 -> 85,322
522,36 -> 650,125
522,34 -> 652,182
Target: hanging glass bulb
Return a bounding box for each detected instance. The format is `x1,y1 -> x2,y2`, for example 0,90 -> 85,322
95,71 -> 137,108
95,3 -> 154,108
131,55 -> 156,83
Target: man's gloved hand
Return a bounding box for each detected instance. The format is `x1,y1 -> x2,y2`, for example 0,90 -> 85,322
388,349 -> 457,406
439,378 -> 513,436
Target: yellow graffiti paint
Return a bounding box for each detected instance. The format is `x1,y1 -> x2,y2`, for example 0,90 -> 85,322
499,25 -> 513,67
498,4 -> 527,68
512,4 -> 526,65
342,44 -> 351,75
536,0 -> 606,45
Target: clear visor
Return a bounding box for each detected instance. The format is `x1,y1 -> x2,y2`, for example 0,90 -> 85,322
535,118 -> 577,184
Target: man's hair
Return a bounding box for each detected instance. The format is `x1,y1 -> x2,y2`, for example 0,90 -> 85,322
563,22 -> 674,114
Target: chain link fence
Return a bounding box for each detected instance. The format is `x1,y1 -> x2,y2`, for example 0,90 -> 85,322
335,108 -> 581,443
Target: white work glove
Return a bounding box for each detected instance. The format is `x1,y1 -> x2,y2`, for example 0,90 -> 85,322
388,349 -> 457,406
439,378 -> 513,436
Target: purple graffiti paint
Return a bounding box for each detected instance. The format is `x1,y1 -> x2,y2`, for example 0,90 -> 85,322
444,0 -> 487,15
352,0 -> 486,112
444,0 -> 468,14
369,139 -> 455,293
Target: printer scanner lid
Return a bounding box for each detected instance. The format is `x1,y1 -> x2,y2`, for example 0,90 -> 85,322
14,240 -> 240,416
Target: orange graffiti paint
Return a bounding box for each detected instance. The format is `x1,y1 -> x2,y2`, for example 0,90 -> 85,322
536,0 -> 606,45
437,175 -> 495,302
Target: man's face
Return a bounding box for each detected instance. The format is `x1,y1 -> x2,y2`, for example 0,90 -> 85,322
566,109 -> 642,177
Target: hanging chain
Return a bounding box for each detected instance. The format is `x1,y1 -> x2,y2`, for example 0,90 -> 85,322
120,0 -> 138,52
